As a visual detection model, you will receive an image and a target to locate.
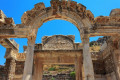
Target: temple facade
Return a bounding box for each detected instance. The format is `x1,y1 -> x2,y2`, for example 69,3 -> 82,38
0,0 -> 120,80
0,35 -> 120,80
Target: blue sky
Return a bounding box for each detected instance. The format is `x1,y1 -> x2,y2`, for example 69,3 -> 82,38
0,0 -> 120,65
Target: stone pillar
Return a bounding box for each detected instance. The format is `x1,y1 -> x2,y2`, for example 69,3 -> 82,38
34,59 -> 43,80
8,59 -> 16,80
75,56 -> 82,80
23,36 -> 36,80
117,52 -> 120,79
110,38 -> 120,80
82,35 -> 95,80
113,50 -> 120,80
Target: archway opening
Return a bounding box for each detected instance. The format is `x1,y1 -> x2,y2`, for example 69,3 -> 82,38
35,19 -> 81,43
35,19 -> 82,80
89,36 -> 114,79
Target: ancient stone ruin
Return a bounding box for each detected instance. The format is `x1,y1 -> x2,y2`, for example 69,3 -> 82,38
0,0 -> 120,80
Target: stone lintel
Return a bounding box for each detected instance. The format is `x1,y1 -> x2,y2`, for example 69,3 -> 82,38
34,50 -> 82,64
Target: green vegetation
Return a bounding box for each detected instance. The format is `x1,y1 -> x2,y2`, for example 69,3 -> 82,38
70,71 -> 76,79
51,77 -> 55,80
48,67 -> 55,71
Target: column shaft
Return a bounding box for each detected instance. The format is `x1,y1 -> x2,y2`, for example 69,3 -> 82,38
23,36 -> 35,80
82,37 -> 95,80
113,50 -> 120,80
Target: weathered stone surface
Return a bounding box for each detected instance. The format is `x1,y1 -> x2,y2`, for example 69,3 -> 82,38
0,10 -> 6,24
110,9 -> 120,16
0,35 -> 120,80
42,35 -> 75,50
34,2 -> 45,10
0,0 -> 120,80
85,10 -> 94,23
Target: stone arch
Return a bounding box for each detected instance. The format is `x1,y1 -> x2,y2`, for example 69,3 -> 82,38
21,1 -> 95,80
21,1 -> 94,38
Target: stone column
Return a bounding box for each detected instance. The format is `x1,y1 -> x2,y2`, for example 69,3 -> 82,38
75,56 -> 82,80
113,50 -> 120,80
8,59 -> 16,80
23,36 -> 36,80
117,52 -> 120,79
82,35 -> 95,80
110,38 -> 120,80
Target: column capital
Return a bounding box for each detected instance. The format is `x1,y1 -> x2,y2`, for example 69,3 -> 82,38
81,33 -> 90,44
80,27 -> 90,43
27,35 -> 36,45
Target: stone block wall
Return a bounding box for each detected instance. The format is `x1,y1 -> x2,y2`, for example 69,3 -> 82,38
15,61 -> 24,75
0,60 -> 118,80
106,72 -> 117,80
0,65 -> 7,80
43,74 -> 75,80
0,59 -> 12,80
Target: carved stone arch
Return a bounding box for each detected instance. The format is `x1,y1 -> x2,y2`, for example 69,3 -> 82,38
20,1 -> 96,80
21,1 -> 94,38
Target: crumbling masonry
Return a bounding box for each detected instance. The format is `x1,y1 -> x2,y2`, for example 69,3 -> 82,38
0,0 -> 120,80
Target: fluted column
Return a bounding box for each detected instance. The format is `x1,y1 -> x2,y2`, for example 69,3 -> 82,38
82,35 -> 95,80
23,36 -> 36,80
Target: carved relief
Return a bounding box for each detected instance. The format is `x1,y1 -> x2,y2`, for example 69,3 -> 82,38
42,35 -> 74,50
27,36 -> 36,45
94,9 -> 120,26
85,10 -> 94,23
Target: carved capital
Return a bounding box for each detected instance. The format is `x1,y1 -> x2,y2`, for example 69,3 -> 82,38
83,27 -> 90,34
27,36 -> 36,45
82,37 -> 89,44
80,27 -> 90,43
81,34 -> 89,44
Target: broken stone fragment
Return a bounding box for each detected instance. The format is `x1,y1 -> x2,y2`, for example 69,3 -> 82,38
34,2 -> 45,10
110,9 -> 120,17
